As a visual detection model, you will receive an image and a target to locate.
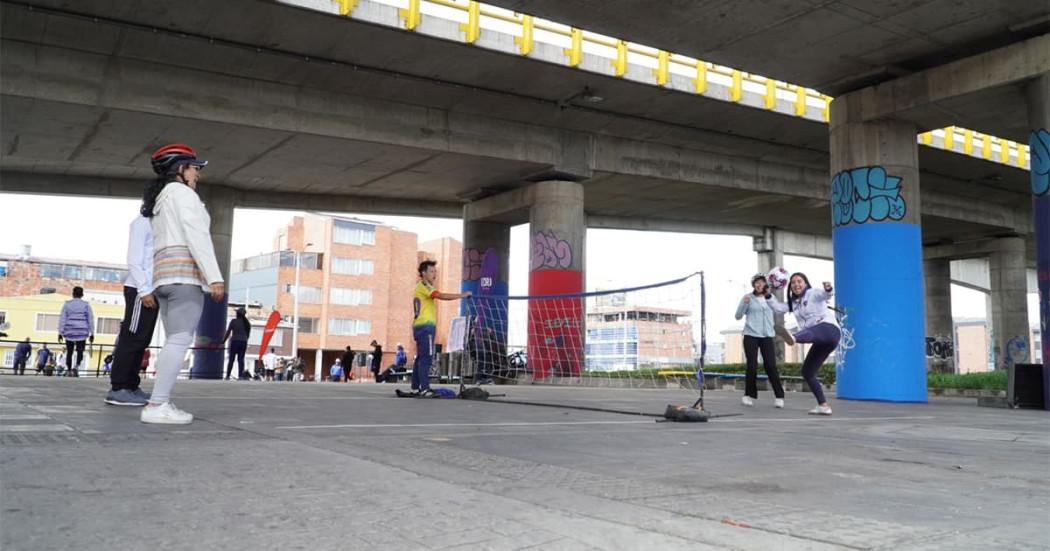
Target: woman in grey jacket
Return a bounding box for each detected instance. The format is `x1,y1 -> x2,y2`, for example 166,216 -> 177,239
734,274 -> 788,408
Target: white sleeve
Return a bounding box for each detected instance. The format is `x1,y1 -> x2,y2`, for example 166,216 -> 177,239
174,188 -> 224,284
767,295 -> 789,314
126,219 -> 153,295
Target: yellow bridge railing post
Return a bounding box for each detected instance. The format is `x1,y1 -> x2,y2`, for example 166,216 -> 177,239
612,40 -> 627,76
398,0 -> 421,30
565,27 -> 582,66
693,60 -> 708,94
764,78 -> 776,109
653,50 -> 669,85
729,70 -> 742,102
459,1 -> 480,43
515,14 -> 533,56
794,86 -> 806,116
981,133 -> 992,159
999,139 -> 1010,163
335,0 -> 358,16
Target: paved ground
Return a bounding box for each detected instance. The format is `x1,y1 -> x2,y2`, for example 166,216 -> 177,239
1,377 -> 1048,551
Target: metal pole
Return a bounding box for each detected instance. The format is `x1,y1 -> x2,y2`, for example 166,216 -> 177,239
292,250 -> 301,370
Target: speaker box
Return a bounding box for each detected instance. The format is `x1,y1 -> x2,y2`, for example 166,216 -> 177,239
1007,364 -> 1045,409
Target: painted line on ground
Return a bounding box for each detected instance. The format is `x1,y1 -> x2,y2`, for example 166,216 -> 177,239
0,424 -> 74,432
277,420 -> 656,430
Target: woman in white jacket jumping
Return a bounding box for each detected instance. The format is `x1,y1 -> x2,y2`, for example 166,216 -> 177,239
138,144 -> 225,424
778,272 -> 839,416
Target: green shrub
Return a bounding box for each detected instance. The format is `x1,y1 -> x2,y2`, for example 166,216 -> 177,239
927,371 -> 1007,390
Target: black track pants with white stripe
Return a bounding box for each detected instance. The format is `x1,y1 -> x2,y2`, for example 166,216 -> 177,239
110,285 -> 159,391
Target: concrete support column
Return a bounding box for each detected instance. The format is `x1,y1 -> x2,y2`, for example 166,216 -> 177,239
830,95 -> 926,401
1025,74 -> 1049,370
923,257 -> 954,373
527,181 -> 585,378
314,348 -> 323,382
461,219 -> 512,363
191,185 -> 234,379
753,227 -> 786,362
988,237 -> 1030,370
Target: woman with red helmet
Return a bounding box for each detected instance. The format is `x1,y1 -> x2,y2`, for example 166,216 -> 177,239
138,143 -> 225,424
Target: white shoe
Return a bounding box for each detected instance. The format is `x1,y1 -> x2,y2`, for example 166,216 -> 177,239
808,405 -> 832,416
741,396 -> 754,407
140,402 -> 194,425
774,398 -> 784,409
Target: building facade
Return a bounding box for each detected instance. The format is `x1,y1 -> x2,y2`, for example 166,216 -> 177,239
228,215 -> 462,379
584,294 -> 695,371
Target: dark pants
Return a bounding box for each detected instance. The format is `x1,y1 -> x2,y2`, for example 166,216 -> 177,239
13,358 -> 27,375
794,323 -> 841,404
742,335 -> 784,399
226,340 -> 247,380
412,325 -> 435,391
65,340 -> 86,377
111,286 -> 159,391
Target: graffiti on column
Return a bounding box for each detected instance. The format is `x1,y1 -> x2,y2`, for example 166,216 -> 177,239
925,335 -> 954,360
1031,128 -> 1049,196
530,230 -> 574,270
831,166 -> 907,228
462,248 -> 482,281
1004,336 -> 1029,367
831,306 -> 856,373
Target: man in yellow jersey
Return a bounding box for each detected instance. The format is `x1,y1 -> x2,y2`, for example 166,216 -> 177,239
412,260 -> 471,396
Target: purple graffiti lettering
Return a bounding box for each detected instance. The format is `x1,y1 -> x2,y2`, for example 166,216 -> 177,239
530,230 -> 573,270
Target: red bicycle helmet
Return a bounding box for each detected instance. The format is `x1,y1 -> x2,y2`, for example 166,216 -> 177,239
150,143 -> 208,175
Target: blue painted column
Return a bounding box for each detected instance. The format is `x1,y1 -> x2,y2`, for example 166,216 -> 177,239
829,97 -> 926,402
461,219 -> 510,348
1026,74 -> 1050,409
191,186 -> 234,379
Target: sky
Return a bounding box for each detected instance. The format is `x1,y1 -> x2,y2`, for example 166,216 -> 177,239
0,193 -> 1033,343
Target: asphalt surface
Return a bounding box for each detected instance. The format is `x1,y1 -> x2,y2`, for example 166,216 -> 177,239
1,377 -> 1048,550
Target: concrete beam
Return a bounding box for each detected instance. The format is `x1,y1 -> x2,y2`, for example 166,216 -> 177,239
853,34 -> 1050,129
586,216 -> 763,237
778,231 -> 833,260
0,171 -> 463,218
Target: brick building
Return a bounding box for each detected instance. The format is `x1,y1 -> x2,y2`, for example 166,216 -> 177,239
229,214 -> 462,380
0,247 -> 126,300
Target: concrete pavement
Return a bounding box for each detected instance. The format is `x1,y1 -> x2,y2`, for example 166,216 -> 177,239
1,377 -> 1048,550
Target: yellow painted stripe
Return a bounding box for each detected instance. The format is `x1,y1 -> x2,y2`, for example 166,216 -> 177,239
764,79 -> 776,109
515,14 -> 533,56
694,61 -> 708,94
459,0 -> 480,43
794,86 -> 806,116
730,70 -> 742,102
653,50 -> 669,85
565,27 -> 582,66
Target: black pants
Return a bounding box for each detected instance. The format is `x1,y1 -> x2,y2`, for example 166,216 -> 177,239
742,335 -> 784,399
65,340 -> 86,377
13,358 -> 27,375
110,286 -> 159,391
226,340 -> 247,379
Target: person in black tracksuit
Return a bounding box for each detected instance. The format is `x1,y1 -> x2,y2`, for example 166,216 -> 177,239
369,341 -> 383,381
105,215 -> 159,406
341,346 -> 355,382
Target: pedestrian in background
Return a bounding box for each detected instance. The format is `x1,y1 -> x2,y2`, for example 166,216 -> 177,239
58,286 -> 94,378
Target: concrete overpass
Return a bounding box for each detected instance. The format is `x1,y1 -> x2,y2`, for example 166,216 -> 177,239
1,0 -> 1045,394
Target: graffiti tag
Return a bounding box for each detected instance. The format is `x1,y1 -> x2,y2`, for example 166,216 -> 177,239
831,166 -> 907,228
1005,336 -> 1029,367
462,248 -> 482,281
925,335 -> 954,360
1031,128 -> 1049,196
832,307 -> 855,374
530,230 -> 573,270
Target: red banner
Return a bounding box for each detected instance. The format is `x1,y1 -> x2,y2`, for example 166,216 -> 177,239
258,311 -> 282,361
527,269 -> 584,379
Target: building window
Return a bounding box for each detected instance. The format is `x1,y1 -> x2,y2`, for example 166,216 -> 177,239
40,264 -> 64,278
248,328 -> 284,347
35,313 -> 60,332
298,317 -> 320,334
332,257 -> 374,275
333,220 -> 376,246
328,318 -> 371,336
284,284 -> 322,304
0,261 -> 7,277
0,311 -> 6,327
96,317 -> 122,335
1,350 -> 13,368
329,287 -> 373,306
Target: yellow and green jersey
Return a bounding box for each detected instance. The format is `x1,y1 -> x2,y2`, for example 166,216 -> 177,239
413,281 -> 438,328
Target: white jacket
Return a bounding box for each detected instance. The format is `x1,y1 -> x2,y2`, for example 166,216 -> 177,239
789,286 -> 837,331
151,182 -> 223,291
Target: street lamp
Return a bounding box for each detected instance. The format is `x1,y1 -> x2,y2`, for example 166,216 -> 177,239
290,243 -> 313,378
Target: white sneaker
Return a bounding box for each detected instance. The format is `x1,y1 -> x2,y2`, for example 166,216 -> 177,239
774,398 -> 785,409
808,405 -> 832,416
140,402 -> 194,425
741,396 -> 754,407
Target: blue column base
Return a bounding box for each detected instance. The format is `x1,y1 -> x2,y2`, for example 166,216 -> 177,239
833,223 -> 927,402
191,296 -> 227,379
